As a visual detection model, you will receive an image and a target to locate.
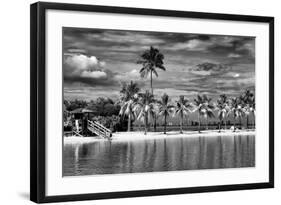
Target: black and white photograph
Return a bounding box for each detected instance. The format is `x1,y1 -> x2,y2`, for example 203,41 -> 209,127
27,1 -> 275,203
63,27 -> 256,176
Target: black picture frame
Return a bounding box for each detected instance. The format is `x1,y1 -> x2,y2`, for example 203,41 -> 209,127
30,1 -> 274,203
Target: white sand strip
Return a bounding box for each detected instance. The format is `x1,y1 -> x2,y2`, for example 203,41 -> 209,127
64,129 -> 255,144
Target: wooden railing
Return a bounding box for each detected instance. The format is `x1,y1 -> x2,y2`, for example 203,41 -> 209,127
87,120 -> 112,139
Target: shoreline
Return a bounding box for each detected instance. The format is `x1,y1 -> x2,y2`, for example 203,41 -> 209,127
64,129 -> 255,144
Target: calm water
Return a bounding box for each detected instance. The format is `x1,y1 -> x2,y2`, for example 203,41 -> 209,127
63,135 -> 255,176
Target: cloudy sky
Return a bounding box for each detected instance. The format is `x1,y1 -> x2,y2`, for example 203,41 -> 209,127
63,27 -> 255,102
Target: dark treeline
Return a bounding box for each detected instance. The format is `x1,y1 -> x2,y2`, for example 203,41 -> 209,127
64,98 -> 127,132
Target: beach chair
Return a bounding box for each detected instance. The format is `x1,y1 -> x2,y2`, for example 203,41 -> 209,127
73,119 -> 83,137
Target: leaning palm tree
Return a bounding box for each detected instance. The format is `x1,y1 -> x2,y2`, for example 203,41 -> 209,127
202,95 -> 215,130
158,93 -> 174,134
216,94 -> 229,132
119,81 -> 140,131
193,95 -> 206,133
137,46 -> 166,94
135,90 -> 155,135
175,95 -> 193,134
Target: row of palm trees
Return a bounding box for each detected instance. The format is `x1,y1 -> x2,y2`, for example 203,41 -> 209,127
119,46 -> 255,135
119,81 -> 255,135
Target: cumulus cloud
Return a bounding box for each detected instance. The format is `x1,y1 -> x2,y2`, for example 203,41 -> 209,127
64,54 -> 114,86
81,70 -> 107,79
65,54 -> 103,71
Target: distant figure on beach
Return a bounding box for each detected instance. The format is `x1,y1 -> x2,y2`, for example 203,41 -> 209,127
230,126 -> 236,132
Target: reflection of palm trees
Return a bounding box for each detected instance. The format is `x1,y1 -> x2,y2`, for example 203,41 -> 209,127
198,137 -> 206,169
218,136 -> 224,167
138,46 -> 166,95
119,81 -> 140,131
163,139 -> 168,170
158,93 -> 174,134
175,95 -> 192,134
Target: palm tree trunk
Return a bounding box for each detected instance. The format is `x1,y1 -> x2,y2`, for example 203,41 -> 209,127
253,113 -> 255,129
154,116 -> 157,132
233,117 -> 236,132
224,119 -> 227,130
150,70 -> 153,95
240,117 -> 242,129
206,116 -> 208,130
127,114 -> 131,132
180,113 -> 183,134
164,114 -> 167,134
219,120 -> 221,133
198,113 -> 201,133
144,113 -> 148,135
246,115 -> 249,129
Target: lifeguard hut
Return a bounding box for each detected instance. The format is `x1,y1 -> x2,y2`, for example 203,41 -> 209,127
70,108 -> 94,136
70,108 -> 112,139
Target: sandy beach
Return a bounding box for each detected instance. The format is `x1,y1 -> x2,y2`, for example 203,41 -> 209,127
64,129 -> 255,144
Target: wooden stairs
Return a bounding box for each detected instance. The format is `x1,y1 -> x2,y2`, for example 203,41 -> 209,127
87,120 -> 112,139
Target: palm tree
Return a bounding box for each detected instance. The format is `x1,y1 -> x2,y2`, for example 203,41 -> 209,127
193,95 -> 206,133
158,93 -> 174,134
202,95 -> 215,130
216,94 -> 229,132
135,90 -> 155,135
151,104 -> 159,132
120,81 -> 140,101
138,46 -> 166,94
243,105 -> 251,130
250,96 -> 256,128
119,81 -> 140,131
175,95 -> 193,134
229,97 -> 244,132
241,90 -> 255,129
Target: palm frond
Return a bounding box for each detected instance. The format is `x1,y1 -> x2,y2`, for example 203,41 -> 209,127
152,69 -> 159,77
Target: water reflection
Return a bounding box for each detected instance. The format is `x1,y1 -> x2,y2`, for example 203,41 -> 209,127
63,135 -> 255,176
